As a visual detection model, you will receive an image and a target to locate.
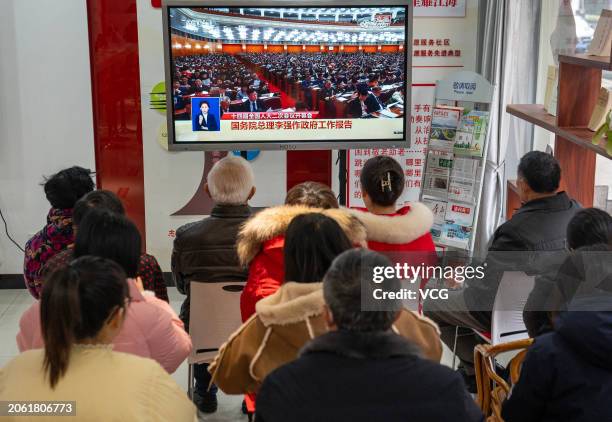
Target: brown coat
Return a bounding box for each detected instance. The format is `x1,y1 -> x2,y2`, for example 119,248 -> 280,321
208,282 -> 442,394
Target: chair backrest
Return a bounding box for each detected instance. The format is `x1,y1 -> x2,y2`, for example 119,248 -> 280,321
474,338 -> 533,420
189,281 -> 245,364
491,272 -> 535,345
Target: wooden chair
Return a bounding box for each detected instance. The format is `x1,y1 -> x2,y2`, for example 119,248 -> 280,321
474,338 -> 534,421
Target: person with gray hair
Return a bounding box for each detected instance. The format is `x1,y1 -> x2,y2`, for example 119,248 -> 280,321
256,249 -> 483,422
171,154 -> 255,414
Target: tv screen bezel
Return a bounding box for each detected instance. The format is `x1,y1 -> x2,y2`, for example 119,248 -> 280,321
162,0 -> 413,151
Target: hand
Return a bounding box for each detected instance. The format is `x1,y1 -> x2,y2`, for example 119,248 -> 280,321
134,277 -> 145,292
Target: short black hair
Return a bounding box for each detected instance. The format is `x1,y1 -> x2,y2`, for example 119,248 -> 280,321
357,87 -> 369,97
360,156 -> 404,206
200,100 -> 210,108
43,166 -> 94,209
567,208 -> 612,249
247,88 -> 257,95
74,208 -> 141,277
73,190 -> 125,227
517,151 -> 561,193
284,213 -> 353,283
323,249 -> 402,332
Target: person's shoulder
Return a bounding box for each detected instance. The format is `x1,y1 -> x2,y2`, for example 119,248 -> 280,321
2,349 -> 44,375
175,218 -> 210,239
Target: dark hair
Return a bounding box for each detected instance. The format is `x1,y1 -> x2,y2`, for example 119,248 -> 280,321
360,156 -> 404,206
74,209 -> 141,277
285,182 -> 338,209
372,86 -> 382,93
358,86 -> 369,96
517,151 -> 561,193
200,101 -> 210,109
41,256 -> 128,388
247,88 -> 257,95
567,208 -> 612,249
284,214 -> 352,283
72,190 -> 125,227
323,249 -> 401,332
43,166 -> 94,209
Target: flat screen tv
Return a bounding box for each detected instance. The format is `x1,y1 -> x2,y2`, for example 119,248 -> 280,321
162,0 -> 412,151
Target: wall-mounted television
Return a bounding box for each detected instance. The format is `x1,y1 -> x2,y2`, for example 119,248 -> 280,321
162,0 -> 412,151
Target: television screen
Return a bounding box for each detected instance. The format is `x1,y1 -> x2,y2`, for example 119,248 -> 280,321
163,2 -> 410,150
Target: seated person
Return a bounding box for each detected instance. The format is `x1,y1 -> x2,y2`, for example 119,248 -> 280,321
240,89 -> 265,113
238,182 -> 365,321
347,87 -> 382,118
524,207 -> 612,336
38,190 -> 169,302
2,256 -> 196,421
172,81 -> 187,110
255,249 -> 483,422
24,166 -> 94,298
294,101 -> 309,112
210,214 -> 441,394
236,85 -> 249,100
503,292 -> 612,422
371,86 -> 385,109
179,76 -> 191,94
172,155 -> 255,413
349,156 -> 437,255
424,151 -> 581,390
18,209 -> 192,374
190,79 -> 206,94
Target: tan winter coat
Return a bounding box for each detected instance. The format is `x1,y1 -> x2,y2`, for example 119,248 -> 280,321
208,281 -> 442,394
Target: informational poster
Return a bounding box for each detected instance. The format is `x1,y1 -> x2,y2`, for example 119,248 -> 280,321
346,0 -> 479,207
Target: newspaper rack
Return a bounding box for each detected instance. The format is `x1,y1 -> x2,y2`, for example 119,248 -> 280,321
419,71 -> 494,256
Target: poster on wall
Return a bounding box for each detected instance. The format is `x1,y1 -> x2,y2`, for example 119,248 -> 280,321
346,0 -> 478,207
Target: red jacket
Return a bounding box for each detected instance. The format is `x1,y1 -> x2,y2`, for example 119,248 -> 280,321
348,204 -> 438,308
349,205 -> 436,255
237,205 -> 367,322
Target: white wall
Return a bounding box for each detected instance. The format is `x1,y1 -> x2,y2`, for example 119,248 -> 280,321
0,0 -> 95,274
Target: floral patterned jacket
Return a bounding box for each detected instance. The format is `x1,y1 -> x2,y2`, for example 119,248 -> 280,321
23,208 -> 74,298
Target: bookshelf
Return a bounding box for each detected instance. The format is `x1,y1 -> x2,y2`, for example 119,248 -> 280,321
506,52 -> 612,209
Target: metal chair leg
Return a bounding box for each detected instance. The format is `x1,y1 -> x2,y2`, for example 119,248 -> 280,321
187,363 -> 194,400
452,325 -> 459,370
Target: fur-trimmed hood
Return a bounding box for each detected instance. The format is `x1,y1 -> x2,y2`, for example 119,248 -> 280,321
237,205 -> 367,266
255,282 -> 324,327
347,203 -> 434,245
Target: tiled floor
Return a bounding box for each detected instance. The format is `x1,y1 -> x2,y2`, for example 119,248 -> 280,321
0,287 -> 454,421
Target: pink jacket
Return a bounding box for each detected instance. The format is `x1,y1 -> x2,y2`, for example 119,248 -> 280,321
17,280 -> 192,374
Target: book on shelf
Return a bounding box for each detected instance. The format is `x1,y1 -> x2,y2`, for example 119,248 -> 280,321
587,9 -> 612,56
422,197 -> 448,241
454,110 -> 490,157
429,106 -> 462,150
544,65 -> 558,116
588,87 -> 612,131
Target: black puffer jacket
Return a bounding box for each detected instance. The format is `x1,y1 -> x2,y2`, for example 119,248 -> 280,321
503,296 -> 612,422
171,204 -> 252,329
